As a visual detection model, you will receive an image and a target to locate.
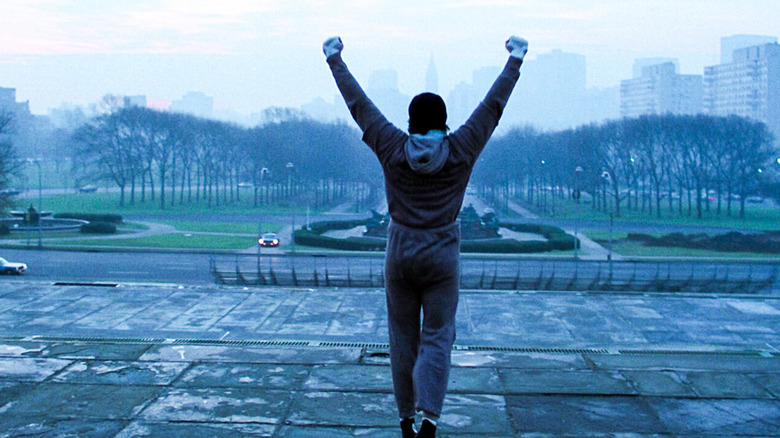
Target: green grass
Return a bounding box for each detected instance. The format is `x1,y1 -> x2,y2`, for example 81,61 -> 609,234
46,233 -> 256,250
11,158 -> 73,190
155,220 -> 282,234
12,192 -> 332,218
513,196 -> 780,231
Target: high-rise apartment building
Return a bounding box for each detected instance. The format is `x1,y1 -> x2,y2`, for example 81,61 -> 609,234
720,35 -> 778,64
704,42 -> 780,137
425,54 -> 438,94
170,91 -> 213,118
620,62 -> 702,118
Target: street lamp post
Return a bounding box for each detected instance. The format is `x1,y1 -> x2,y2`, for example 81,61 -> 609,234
257,167 -> 269,280
286,163 -> 295,254
573,166 -> 583,260
27,159 -> 42,249
601,170 -> 614,275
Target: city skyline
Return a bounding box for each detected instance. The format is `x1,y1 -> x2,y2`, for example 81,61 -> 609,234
1,1 -> 778,118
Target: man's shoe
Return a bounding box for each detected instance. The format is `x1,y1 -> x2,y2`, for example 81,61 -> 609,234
401,417 -> 416,438
416,418 -> 436,438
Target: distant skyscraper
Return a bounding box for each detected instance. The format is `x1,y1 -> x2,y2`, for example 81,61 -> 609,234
126,95 -> 147,108
367,69 -> 409,128
425,54 -> 438,93
721,35 -> 778,64
705,42 -> 780,138
170,91 -> 213,118
0,87 -> 31,116
620,62 -> 703,118
505,49 -> 588,129
632,58 -> 679,79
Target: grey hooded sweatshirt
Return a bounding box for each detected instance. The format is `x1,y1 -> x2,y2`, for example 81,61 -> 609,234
327,53 -> 522,229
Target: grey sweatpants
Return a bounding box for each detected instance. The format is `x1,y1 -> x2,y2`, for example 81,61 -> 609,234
385,220 -> 460,419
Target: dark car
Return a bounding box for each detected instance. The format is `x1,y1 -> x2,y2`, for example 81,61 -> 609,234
258,233 -> 280,247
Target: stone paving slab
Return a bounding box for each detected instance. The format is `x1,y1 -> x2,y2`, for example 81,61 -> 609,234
176,362 -> 311,389
646,398 -> 780,436
0,281 -> 779,436
52,360 -> 190,386
0,416 -> 127,438
116,421 -> 277,438
140,387 -> 291,424
506,395 -> 669,435
1,382 -> 162,420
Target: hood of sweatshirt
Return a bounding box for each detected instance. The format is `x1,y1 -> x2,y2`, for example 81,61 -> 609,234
404,130 -> 449,175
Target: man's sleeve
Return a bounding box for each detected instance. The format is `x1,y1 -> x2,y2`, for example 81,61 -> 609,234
327,54 -> 403,153
450,57 -> 523,160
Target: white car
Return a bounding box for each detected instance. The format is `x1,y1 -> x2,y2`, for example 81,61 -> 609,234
0,257 -> 27,275
258,233 -> 280,247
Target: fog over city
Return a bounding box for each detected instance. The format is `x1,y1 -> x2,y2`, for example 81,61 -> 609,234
1,0 -> 778,130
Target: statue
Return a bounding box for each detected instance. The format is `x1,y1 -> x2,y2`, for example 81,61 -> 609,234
364,210 -> 390,237
459,204 -> 500,240
363,205 -> 500,240
25,205 -> 40,226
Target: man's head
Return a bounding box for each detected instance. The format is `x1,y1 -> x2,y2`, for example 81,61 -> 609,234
408,92 -> 448,135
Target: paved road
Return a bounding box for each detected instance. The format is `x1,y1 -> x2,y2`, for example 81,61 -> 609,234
3,247 -> 779,296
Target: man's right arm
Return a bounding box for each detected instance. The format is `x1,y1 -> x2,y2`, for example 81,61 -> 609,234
451,36 -> 527,160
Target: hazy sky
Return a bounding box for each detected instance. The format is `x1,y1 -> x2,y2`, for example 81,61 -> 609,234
1,0 -> 778,116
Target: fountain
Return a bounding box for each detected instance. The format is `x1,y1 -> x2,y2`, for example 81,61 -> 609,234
1,205 -> 88,232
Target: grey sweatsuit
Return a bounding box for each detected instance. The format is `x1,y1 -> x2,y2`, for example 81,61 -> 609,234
327,53 -> 522,419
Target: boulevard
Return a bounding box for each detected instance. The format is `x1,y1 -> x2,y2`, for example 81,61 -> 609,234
1,247 -> 779,295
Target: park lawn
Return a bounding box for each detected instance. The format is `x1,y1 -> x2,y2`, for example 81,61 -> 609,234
45,233 -> 256,250
24,192 -> 330,217
515,197 -> 780,231
156,220 -> 282,234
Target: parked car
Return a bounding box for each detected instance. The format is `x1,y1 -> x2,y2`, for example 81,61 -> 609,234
0,257 -> 27,275
78,185 -> 98,193
0,188 -> 21,197
258,233 -> 280,247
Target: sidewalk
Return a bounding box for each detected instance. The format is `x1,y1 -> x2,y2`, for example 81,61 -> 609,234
0,280 -> 778,436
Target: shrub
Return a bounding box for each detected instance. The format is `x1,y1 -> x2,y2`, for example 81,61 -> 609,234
294,227 -> 385,251
80,222 -> 117,234
295,219 -> 576,253
0,224 -> 9,235
628,230 -> 780,254
56,213 -> 123,224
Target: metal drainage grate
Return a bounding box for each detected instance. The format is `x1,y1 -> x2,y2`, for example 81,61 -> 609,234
618,349 -> 766,357
18,335 -> 165,344
174,339 -> 311,347
2,335 -> 774,358
455,345 -> 611,354
53,282 -> 120,288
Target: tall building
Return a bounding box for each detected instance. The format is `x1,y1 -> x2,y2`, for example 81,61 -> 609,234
513,49 -> 588,129
632,58 -> 678,79
704,42 -> 780,138
620,62 -> 703,118
367,69 -> 409,128
425,54 -> 439,93
169,91 -> 213,118
721,35 -> 778,64
126,95 -> 147,108
0,87 -> 31,117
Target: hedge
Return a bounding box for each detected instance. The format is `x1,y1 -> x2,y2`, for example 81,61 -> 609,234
295,227 -> 386,251
627,231 -> 780,253
56,213 -> 123,224
80,222 -> 118,234
294,219 -> 576,253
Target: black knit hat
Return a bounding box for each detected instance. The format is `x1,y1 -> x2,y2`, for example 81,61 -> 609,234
408,92 -> 448,135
